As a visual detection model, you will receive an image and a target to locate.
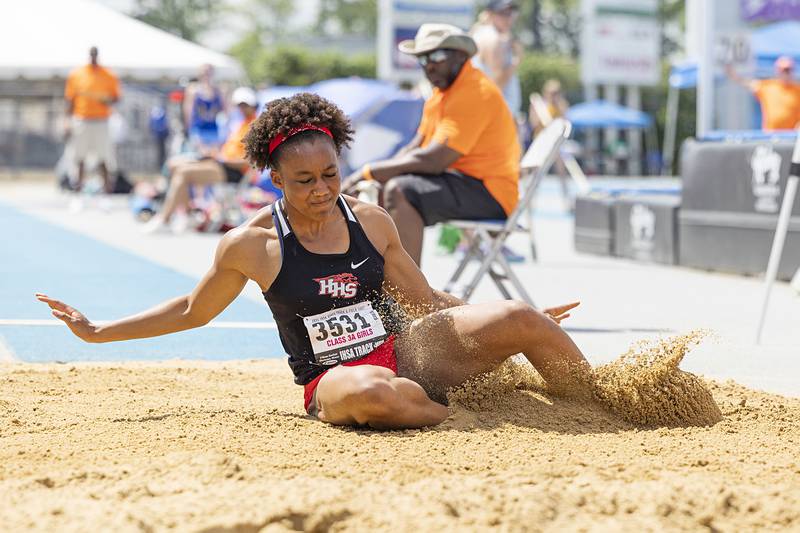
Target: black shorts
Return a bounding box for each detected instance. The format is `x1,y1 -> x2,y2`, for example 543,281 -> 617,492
391,171 -> 507,226
221,163 -> 245,184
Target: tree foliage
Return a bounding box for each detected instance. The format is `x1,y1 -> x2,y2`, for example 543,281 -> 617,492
236,0 -> 295,41
657,0 -> 686,58
230,44 -> 376,86
518,51 -> 581,110
130,0 -> 219,42
511,0 -> 685,59
513,0 -> 582,57
315,0 -> 378,36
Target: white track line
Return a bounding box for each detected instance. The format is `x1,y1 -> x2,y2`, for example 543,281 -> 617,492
0,319 -> 277,330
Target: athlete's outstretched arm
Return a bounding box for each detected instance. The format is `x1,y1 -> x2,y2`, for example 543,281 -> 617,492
36,230 -> 250,343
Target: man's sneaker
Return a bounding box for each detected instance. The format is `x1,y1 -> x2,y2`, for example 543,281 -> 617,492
501,245 -> 526,263
471,243 -> 526,263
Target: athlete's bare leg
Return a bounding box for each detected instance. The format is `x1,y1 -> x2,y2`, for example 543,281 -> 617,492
395,300 -> 593,403
312,300 -> 592,430
159,159 -> 225,221
313,364 -> 448,429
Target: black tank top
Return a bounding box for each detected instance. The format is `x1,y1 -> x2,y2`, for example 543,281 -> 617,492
263,196 -> 404,385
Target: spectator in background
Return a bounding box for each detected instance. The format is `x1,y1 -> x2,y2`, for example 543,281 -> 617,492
149,104 -> 170,170
530,79 -> 572,211
471,0 -> 522,118
143,87 -> 258,234
342,24 -> 520,266
726,56 -> 800,130
530,79 -> 569,136
184,64 -> 225,153
64,46 -> 121,193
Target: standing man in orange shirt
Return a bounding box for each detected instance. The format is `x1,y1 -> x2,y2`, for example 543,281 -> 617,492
726,56 -> 800,130
342,24 -> 520,266
64,46 -> 121,193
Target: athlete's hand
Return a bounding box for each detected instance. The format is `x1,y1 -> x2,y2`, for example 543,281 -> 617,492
542,301 -> 579,325
35,293 -> 99,342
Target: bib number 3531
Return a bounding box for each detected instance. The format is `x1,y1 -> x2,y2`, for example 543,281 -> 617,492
302,301 -> 388,366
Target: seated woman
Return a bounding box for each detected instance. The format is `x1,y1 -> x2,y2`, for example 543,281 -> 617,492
38,93 -> 594,429
143,87 -> 259,233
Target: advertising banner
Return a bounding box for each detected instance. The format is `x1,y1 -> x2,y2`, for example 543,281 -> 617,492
740,0 -> 800,22
378,0 -> 475,82
580,0 -> 660,86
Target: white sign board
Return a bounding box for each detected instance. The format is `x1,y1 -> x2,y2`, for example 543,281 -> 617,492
715,30 -> 753,74
378,0 -> 475,83
581,0 -> 660,86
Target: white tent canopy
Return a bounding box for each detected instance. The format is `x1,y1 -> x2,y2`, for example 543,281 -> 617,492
0,0 -> 244,81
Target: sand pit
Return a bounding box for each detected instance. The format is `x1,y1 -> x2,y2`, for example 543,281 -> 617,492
1,338 -> 799,531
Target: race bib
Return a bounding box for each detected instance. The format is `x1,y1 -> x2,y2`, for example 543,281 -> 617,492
302,301 -> 388,366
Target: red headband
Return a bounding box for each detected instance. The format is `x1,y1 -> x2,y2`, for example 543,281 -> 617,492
268,124 -> 333,155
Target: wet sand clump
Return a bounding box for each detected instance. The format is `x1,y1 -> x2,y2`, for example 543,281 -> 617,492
594,331 -> 722,427
447,331 -> 721,429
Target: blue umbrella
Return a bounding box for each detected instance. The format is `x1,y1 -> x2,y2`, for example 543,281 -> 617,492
566,100 -> 652,129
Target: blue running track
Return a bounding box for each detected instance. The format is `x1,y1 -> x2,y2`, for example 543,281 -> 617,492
0,201 -> 284,362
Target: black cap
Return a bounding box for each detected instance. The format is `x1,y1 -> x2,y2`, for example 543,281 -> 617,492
487,0 -> 518,12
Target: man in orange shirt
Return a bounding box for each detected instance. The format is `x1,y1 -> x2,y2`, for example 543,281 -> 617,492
342,23 -> 520,265
727,56 -> 800,130
64,46 -> 121,192
143,87 -> 259,234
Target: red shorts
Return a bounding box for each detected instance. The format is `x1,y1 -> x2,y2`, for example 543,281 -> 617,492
303,335 -> 398,413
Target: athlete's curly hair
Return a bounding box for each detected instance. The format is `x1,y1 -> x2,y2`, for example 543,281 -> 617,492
244,92 -> 354,171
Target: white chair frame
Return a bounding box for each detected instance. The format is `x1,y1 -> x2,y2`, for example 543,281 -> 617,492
442,118 -> 572,306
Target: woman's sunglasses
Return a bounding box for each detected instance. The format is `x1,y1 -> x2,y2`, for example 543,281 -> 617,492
418,49 -> 450,67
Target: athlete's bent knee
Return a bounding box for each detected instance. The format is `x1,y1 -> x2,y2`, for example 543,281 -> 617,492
502,300 -> 536,324
504,301 -> 558,334
346,376 -> 400,426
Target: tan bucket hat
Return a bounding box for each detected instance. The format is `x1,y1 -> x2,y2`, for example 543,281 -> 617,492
398,23 -> 477,57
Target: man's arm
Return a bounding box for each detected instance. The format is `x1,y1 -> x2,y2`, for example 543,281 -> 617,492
342,141 -> 461,193
725,64 -> 758,93
370,141 -> 461,181
394,133 -> 423,157
105,74 -> 121,106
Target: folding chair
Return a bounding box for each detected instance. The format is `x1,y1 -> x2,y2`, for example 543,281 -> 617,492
529,93 -> 590,194
442,118 -> 572,306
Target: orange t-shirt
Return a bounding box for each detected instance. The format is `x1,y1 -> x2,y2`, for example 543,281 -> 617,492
64,65 -> 121,120
219,116 -> 255,171
417,61 -> 520,215
753,79 -> 800,130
